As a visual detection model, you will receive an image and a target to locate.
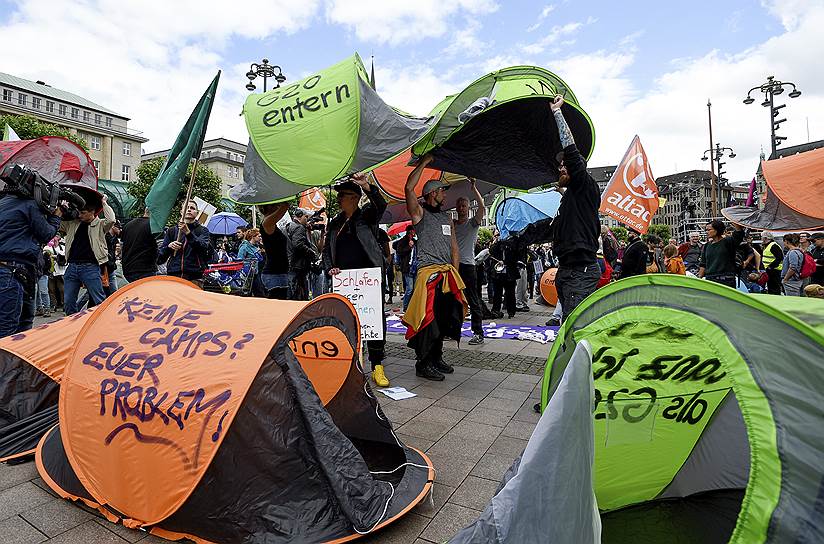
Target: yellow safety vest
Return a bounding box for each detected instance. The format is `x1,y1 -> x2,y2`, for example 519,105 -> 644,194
762,241 -> 782,270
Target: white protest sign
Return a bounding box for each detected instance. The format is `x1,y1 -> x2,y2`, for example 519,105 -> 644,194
332,267 -> 384,340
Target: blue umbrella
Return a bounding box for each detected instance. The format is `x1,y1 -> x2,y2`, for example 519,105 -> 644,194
207,212 -> 248,235
495,190 -> 562,239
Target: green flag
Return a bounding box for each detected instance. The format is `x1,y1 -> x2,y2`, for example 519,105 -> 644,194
145,71 -> 220,233
3,123 -> 20,141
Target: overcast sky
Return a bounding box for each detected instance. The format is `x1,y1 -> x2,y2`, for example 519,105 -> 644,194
2,0 -> 822,182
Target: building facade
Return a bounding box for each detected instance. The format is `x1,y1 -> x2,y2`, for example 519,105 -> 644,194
142,137 -> 246,197
0,72 -> 148,183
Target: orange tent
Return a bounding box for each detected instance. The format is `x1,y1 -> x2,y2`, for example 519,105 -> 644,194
723,146 -> 824,230
3,277 -> 432,543
0,309 -> 93,461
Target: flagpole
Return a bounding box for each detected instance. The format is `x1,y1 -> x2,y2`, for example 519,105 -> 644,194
707,99 -> 717,218
174,156 -> 201,252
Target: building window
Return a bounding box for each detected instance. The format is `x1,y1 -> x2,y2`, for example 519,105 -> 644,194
59,104 -> 67,116
32,97 -> 41,109
90,135 -> 101,151
45,101 -> 54,113
83,111 -> 90,122
228,165 -> 240,179
239,154 -> 245,162
95,114 -> 101,125
121,164 -> 130,181
18,93 -> 27,106
105,117 -> 112,127
71,107 -> 78,119
2,89 -> 11,102
92,160 -> 100,173
122,142 -> 131,156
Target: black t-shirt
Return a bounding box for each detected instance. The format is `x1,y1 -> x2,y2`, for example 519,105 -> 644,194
335,222 -> 370,270
121,217 -> 158,279
810,245 -> 824,284
261,225 -> 289,275
737,243 -> 756,271
68,223 -> 97,264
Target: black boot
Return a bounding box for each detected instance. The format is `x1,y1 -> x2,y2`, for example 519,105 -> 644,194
433,358 -> 454,374
416,363 -> 445,381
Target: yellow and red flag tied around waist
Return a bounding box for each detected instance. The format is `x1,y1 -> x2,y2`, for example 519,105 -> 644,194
599,135 -> 659,234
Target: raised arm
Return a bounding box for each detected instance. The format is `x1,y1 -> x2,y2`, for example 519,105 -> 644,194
550,95 -> 575,148
470,178 -> 485,225
405,154 -> 433,225
261,203 -> 289,235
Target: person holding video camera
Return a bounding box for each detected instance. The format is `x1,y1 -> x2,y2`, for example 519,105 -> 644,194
62,194 -> 116,315
0,174 -> 63,336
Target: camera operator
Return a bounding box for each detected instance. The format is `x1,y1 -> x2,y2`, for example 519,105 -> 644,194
308,210 -> 327,298
0,182 -> 62,337
62,194 -> 116,315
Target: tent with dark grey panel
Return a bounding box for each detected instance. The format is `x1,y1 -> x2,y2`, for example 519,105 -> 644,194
454,275 -> 824,543
230,54 -> 594,205
1,277 -> 432,543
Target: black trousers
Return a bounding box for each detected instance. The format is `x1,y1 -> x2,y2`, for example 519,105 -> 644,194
766,268 -> 782,295
492,277 -> 516,317
555,262 -> 600,322
459,263 -> 484,336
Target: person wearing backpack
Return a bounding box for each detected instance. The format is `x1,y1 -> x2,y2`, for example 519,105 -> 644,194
781,233 -> 812,296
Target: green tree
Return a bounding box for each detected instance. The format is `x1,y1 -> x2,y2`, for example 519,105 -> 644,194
610,226 -> 628,243
130,157 -> 224,225
0,114 -> 88,150
647,224 -> 672,242
477,227 -> 493,247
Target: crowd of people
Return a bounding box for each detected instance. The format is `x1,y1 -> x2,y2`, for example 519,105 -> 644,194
1,95 -> 823,393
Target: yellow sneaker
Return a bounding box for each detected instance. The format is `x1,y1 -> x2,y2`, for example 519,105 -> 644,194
372,365 -> 390,387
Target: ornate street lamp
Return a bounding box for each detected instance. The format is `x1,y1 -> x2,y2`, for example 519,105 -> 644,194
245,59 -> 286,92
743,76 -> 802,156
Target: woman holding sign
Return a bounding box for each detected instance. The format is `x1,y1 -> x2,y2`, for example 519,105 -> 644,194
322,173 -> 390,387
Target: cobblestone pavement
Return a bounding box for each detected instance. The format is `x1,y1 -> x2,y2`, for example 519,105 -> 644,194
384,341 -> 547,375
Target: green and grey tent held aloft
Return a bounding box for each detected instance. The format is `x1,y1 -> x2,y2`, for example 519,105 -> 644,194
452,275 -> 824,544
230,54 -> 594,204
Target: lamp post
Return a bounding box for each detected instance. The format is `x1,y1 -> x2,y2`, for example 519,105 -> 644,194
243,59 -> 286,228
702,144 -> 736,215
245,59 -> 286,93
743,76 -> 802,157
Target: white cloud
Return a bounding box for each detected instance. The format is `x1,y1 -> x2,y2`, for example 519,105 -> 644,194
526,4 -> 556,32
324,0 -> 498,45
521,21 -> 585,55
0,0 -> 320,155
555,2 -> 824,183
443,18 -> 491,57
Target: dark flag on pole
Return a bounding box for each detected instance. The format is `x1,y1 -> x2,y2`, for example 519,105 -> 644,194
145,71 -> 220,233
369,55 -> 376,90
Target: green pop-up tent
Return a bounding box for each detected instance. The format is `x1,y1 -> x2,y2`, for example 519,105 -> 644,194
231,54 -> 594,204
532,275 -> 824,543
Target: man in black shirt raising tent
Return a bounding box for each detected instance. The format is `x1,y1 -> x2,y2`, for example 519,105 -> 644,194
545,95 -> 601,324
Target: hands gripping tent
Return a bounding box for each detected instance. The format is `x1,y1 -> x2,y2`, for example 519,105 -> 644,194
453,275 -> 824,543
0,277 -> 433,543
230,54 -> 594,205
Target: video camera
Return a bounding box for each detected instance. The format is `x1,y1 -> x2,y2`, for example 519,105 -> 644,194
0,163 -> 86,219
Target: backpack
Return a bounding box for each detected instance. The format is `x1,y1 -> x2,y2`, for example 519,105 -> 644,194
798,250 -> 817,279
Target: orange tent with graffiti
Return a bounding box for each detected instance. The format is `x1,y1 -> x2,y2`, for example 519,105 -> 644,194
2,277 -> 432,543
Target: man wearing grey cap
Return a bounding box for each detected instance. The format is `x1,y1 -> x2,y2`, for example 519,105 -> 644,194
401,156 -> 468,381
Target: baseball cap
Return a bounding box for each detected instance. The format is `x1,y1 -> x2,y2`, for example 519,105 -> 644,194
333,180 -> 363,196
811,232 -> 824,241
422,179 -> 448,195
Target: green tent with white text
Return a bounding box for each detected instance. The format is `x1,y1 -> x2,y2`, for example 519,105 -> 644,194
230,54 -> 594,204
453,275 -> 824,543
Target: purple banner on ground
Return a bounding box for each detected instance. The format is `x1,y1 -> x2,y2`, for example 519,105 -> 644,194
386,317 -> 559,343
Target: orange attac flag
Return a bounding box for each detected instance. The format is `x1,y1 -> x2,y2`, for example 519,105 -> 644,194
599,135 -> 659,234
298,187 -> 327,212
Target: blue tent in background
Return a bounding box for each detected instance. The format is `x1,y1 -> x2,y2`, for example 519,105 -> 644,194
495,190 -> 562,239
